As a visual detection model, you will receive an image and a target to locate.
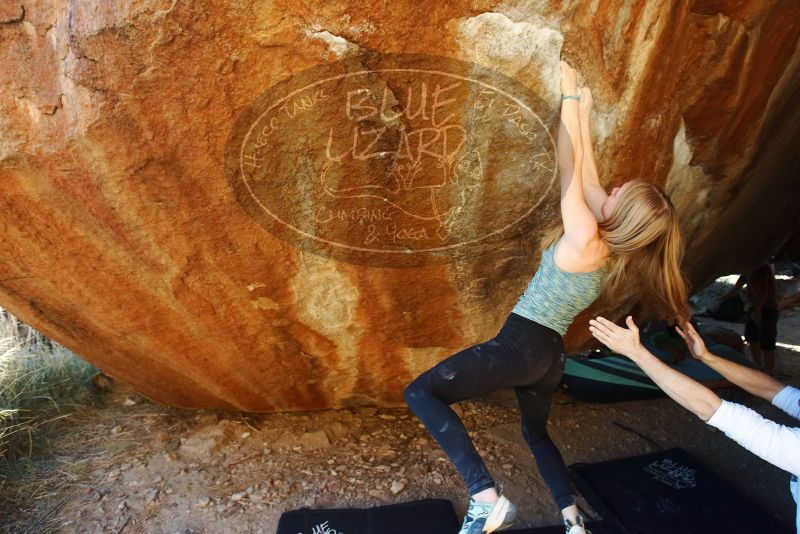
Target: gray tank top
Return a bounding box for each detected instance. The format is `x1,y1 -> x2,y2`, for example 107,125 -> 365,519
510,240 -> 607,336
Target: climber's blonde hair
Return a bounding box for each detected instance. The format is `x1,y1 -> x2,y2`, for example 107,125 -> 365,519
542,179 -> 691,323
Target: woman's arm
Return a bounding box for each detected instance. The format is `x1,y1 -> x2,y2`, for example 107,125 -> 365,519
558,62 -> 597,249
591,316 -> 800,477
577,87 -> 608,222
589,316 -> 722,420
674,321 -> 784,402
706,400 -> 800,477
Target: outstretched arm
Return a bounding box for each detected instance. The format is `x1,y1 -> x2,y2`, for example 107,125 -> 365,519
591,315 -> 800,477
589,316 -> 721,420
680,322 -> 800,475
674,321 -> 784,402
577,87 -> 607,222
558,62 -> 597,248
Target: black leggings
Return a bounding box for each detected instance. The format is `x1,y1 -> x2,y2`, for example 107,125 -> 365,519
403,312 -> 576,510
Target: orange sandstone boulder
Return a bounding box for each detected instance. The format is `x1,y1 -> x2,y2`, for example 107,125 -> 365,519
1,1 -> 799,410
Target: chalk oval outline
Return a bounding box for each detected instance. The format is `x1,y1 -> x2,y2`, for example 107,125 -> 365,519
232,54 -> 558,256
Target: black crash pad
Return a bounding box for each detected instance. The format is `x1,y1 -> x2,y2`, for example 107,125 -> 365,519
507,521 -> 618,533
568,447 -> 791,533
276,498 -> 459,534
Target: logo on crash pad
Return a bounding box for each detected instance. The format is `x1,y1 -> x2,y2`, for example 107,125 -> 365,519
224,53 -> 557,267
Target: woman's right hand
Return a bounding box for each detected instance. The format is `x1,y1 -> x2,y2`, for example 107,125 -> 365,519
674,322 -> 711,362
560,60 -> 578,96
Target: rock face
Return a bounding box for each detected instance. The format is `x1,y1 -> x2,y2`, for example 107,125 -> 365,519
1,1 -> 799,411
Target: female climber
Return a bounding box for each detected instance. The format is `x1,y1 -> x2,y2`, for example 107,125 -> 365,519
403,60 -> 691,534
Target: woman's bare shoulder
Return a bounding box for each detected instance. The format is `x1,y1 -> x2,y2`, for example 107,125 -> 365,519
554,235 -> 608,273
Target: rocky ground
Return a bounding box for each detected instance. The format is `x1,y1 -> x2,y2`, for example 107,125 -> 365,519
3,306 -> 799,533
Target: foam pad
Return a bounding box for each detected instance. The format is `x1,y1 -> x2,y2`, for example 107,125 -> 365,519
276,498 -> 459,534
569,447 -> 792,533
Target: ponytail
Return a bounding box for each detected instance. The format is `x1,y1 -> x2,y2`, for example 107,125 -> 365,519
652,216 -> 691,324
597,181 -> 691,324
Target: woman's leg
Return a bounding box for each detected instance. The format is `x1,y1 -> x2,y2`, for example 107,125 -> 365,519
404,319 -> 552,498
749,341 -> 764,370
761,308 -> 780,376
744,315 -> 764,369
514,345 -> 580,522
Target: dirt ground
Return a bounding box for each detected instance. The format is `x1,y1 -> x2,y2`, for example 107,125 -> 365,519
3,305 -> 799,533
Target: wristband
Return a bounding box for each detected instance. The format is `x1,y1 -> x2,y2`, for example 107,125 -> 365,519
561,94 -> 580,101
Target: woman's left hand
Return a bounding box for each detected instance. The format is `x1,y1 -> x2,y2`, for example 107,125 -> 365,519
589,316 -> 645,359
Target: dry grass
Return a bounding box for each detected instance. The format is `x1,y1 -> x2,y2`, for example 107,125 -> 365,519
0,308 -> 103,462
0,307 -> 109,531
0,305 -> 192,532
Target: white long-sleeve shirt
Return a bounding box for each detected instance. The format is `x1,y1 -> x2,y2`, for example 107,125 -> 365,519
706,385 -> 800,531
